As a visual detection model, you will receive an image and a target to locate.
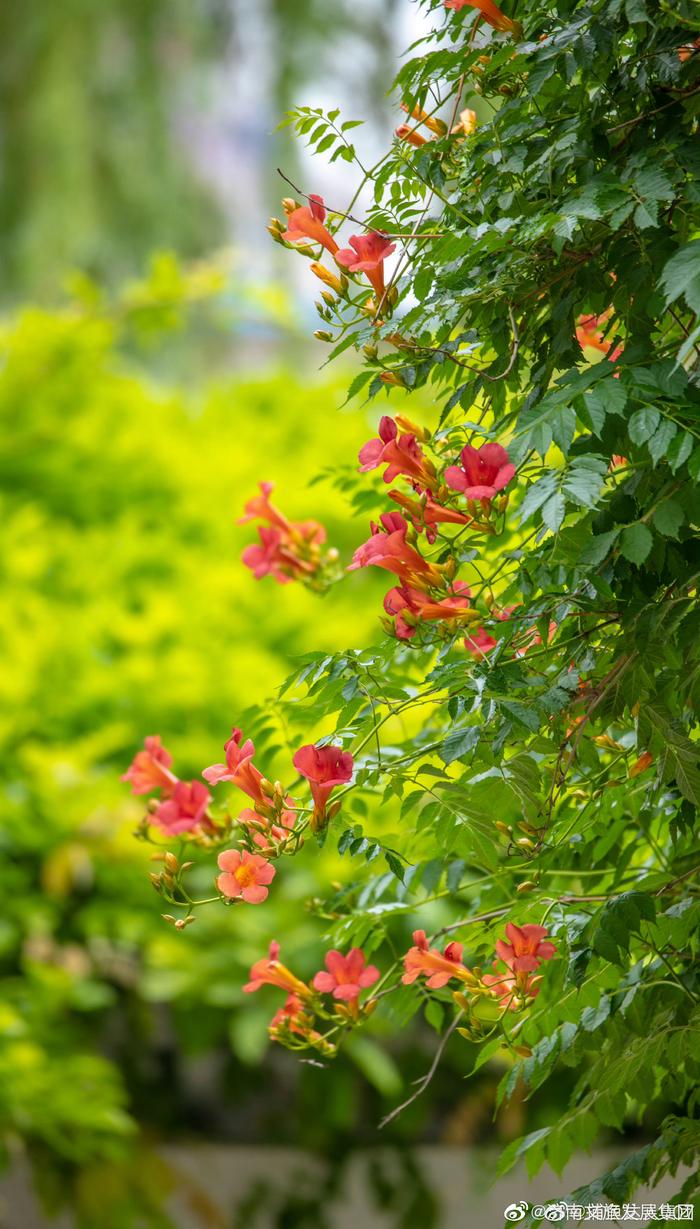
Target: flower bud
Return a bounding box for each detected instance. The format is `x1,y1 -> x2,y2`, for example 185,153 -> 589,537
494,821 -> 511,835
400,102 -> 448,136
267,225 -> 286,245
363,343 -> 378,359
149,872 -> 162,889
162,914 -> 177,924
380,372 -> 407,388
281,197 -> 298,215
327,800 -> 342,821
313,330 -> 333,342
395,414 -> 430,441
268,217 -> 285,233
517,880 -> 537,894
321,291 -> 336,307
310,262 -> 344,293
164,852 -> 179,873
515,837 -> 535,850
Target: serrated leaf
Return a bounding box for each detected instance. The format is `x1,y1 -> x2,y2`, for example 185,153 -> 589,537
653,499 -> 684,538
628,407 -> 660,445
619,523 -> 653,565
659,241 -> 700,315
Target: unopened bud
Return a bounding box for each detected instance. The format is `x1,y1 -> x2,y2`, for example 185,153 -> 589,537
267,225 -> 286,245
363,343 -> 378,359
310,262 -> 344,293
268,217 -> 285,234
363,998 -> 378,1017
494,821 -> 511,835
517,880 -> 537,894
174,916 -> 196,930
380,371 -> 407,388
443,557 -> 457,579
149,872 -> 162,889
281,197 -> 298,215
162,914 -> 177,925
395,414 -> 430,441
515,837 -> 535,850
164,852 -> 179,873
313,330 -> 333,342
321,291 -> 336,307
327,800 -> 342,821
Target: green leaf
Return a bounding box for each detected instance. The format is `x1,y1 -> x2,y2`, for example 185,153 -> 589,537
659,241 -> 700,315
619,523 -> 653,565
440,725 -> 479,765
628,407 -> 660,445
653,499 -> 684,538
579,528 -> 619,566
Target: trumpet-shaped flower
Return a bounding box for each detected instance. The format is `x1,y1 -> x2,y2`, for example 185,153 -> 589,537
495,923 -> 557,973
445,442 -> 516,503
153,780 -> 211,835
384,581 -> 472,640
452,108 -> 478,136
359,416 -> 437,490
388,489 -> 472,542
395,123 -> 428,147
122,735 -> 178,797
445,0 -> 522,37
336,232 -> 396,299
281,194 -> 338,256
348,514 -> 443,590
203,728 -> 270,808
312,948 -> 380,1001
239,482 -> 327,586
216,848 -> 276,904
244,941 -> 311,998
293,743 -> 353,826
400,103 -> 447,137
402,930 -> 476,989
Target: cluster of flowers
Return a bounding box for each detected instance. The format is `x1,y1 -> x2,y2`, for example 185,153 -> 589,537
243,921 -> 556,1054
123,732 -> 354,907
350,415 -> 520,650
268,191 -> 397,316
239,481 -> 339,590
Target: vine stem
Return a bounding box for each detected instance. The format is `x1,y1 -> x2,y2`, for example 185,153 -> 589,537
378,1010 -> 464,1129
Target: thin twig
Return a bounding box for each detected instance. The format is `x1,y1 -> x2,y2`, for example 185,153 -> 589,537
378,1010 -> 464,1129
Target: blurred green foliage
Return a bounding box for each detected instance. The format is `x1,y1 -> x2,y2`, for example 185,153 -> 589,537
0,270 -> 406,1218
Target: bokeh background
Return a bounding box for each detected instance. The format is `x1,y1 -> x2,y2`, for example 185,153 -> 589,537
0,5 -> 672,1227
